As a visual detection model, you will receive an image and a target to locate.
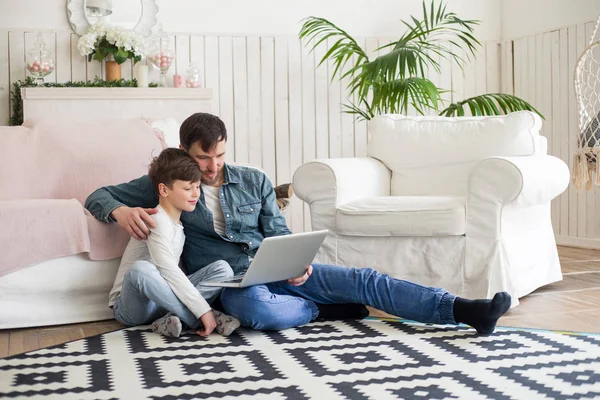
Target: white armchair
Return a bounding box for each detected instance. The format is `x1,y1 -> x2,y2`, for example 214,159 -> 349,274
293,111 -> 570,306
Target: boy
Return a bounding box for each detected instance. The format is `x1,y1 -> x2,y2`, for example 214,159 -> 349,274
109,148 -> 240,337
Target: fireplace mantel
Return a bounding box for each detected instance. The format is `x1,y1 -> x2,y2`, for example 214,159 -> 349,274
21,87 -> 213,123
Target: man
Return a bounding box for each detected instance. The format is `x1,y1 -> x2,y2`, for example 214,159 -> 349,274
85,113 -> 511,334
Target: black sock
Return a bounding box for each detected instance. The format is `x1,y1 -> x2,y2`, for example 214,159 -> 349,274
315,303 -> 369,321
453,292 -> 512,334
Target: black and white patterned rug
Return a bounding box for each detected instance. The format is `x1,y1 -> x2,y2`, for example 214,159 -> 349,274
1,318 -> 599,399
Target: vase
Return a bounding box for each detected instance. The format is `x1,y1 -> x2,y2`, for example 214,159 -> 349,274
105,60 -> 122,81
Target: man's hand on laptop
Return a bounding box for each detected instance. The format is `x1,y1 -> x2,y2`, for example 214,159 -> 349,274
196,310 -> 217,336
112,206 -> 158,240
286,265 -> 313,286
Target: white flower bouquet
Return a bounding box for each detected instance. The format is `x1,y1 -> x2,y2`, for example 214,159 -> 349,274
77,22 -> 145,64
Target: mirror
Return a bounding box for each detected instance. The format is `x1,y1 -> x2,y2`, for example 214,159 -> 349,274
85,0 -> 142,30
67,0 -> 158,37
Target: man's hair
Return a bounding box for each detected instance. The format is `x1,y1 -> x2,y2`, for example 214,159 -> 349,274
179,112 -> 227,152
148,148 -> 201,194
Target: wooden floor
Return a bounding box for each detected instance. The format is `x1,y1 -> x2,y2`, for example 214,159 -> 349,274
1,246 -> 599,358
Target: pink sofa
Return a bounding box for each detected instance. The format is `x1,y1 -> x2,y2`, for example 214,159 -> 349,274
0,118 -> 165,329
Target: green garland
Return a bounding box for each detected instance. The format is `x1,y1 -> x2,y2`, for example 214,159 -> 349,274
9,77 -> 158,126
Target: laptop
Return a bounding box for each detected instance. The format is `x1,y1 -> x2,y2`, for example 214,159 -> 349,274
199,230 -> 328,288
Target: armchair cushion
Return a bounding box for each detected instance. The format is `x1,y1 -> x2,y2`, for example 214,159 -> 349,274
337,196 -> 465,237
367,111 -> 543,196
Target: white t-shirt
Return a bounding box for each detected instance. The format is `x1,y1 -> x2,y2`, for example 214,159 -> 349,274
202,185 -> 226,236
108,205 -> 210,318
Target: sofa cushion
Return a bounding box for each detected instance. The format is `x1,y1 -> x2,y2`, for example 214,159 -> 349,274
367,111 -> 542,196
336,196 -> 465,237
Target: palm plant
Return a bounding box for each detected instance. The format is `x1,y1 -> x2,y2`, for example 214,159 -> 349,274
299,0 -> 542,120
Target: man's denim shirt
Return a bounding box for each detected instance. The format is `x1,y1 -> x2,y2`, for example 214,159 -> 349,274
85,164 -> 292,275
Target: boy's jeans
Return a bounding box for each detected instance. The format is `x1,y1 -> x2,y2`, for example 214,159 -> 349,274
112,260 -> 232,329
220,263 -> 457,330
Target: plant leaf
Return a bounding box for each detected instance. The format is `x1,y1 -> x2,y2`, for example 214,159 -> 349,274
439,93 -> 545,118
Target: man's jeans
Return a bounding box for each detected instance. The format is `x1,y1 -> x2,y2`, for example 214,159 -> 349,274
220,263 -> 457,330
112,260 -> 232,329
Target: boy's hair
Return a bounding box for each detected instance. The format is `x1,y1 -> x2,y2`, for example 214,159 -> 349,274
148,148 -> 202,194
179,112 -> 227,152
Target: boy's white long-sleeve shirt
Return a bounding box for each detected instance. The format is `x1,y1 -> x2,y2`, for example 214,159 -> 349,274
108,205 -> 211,318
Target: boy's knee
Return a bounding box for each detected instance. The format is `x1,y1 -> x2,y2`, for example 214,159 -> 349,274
126,261 -> 158,287
210,260 -> 234,278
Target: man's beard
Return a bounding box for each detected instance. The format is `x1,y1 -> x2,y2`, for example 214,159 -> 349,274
201,171 -> 220,186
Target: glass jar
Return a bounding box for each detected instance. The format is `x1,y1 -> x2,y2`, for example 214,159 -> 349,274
147,33 -> 174,87
26,33 -> 55,84
185,64 -> 202,88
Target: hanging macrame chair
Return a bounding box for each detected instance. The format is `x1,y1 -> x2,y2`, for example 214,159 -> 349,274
574,15 -> 600,189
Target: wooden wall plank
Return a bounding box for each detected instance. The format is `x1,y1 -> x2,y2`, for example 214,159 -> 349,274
551,30 -> 561,235
8,32 -> 25,124
558,28 -> 570,236
189,36 -> 205,88
340,49 -> 355,158
70,33 -> 86,82
0,31 -> 9,125
439,40 -> 453,111
576,23 -> 588,238
288,38 -> 304,233
55,33 -> 71,83
501,41 -> 514,94
314,41 -> 329,159
274,36 -> 290,186
451,44 -> 465,106
327,37 -> 342,158
260,37 -> 276,183
354,38 -> 369,158
474,44 -> 487,95
246,36 -> 262,168
175,35 -> 190,77
567,26 -> 579,237
513,39 -> 522,98
204,36 -> 220,115
218,36 -> 235,161
232,37 -> 249,164
527,35 -> 536,105
300,39 -> 316,231
485,42 -> 500,93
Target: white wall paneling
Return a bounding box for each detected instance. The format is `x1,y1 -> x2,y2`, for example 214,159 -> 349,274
2,30 -> 500,233
511,20 -> 600,247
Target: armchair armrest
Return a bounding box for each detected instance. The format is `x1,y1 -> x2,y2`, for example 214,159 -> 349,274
466,154 -> 569,238
464,154 -> 568,301
293,158 -> 391,206
468,154 -> 569,207
293,157 -> 391,231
